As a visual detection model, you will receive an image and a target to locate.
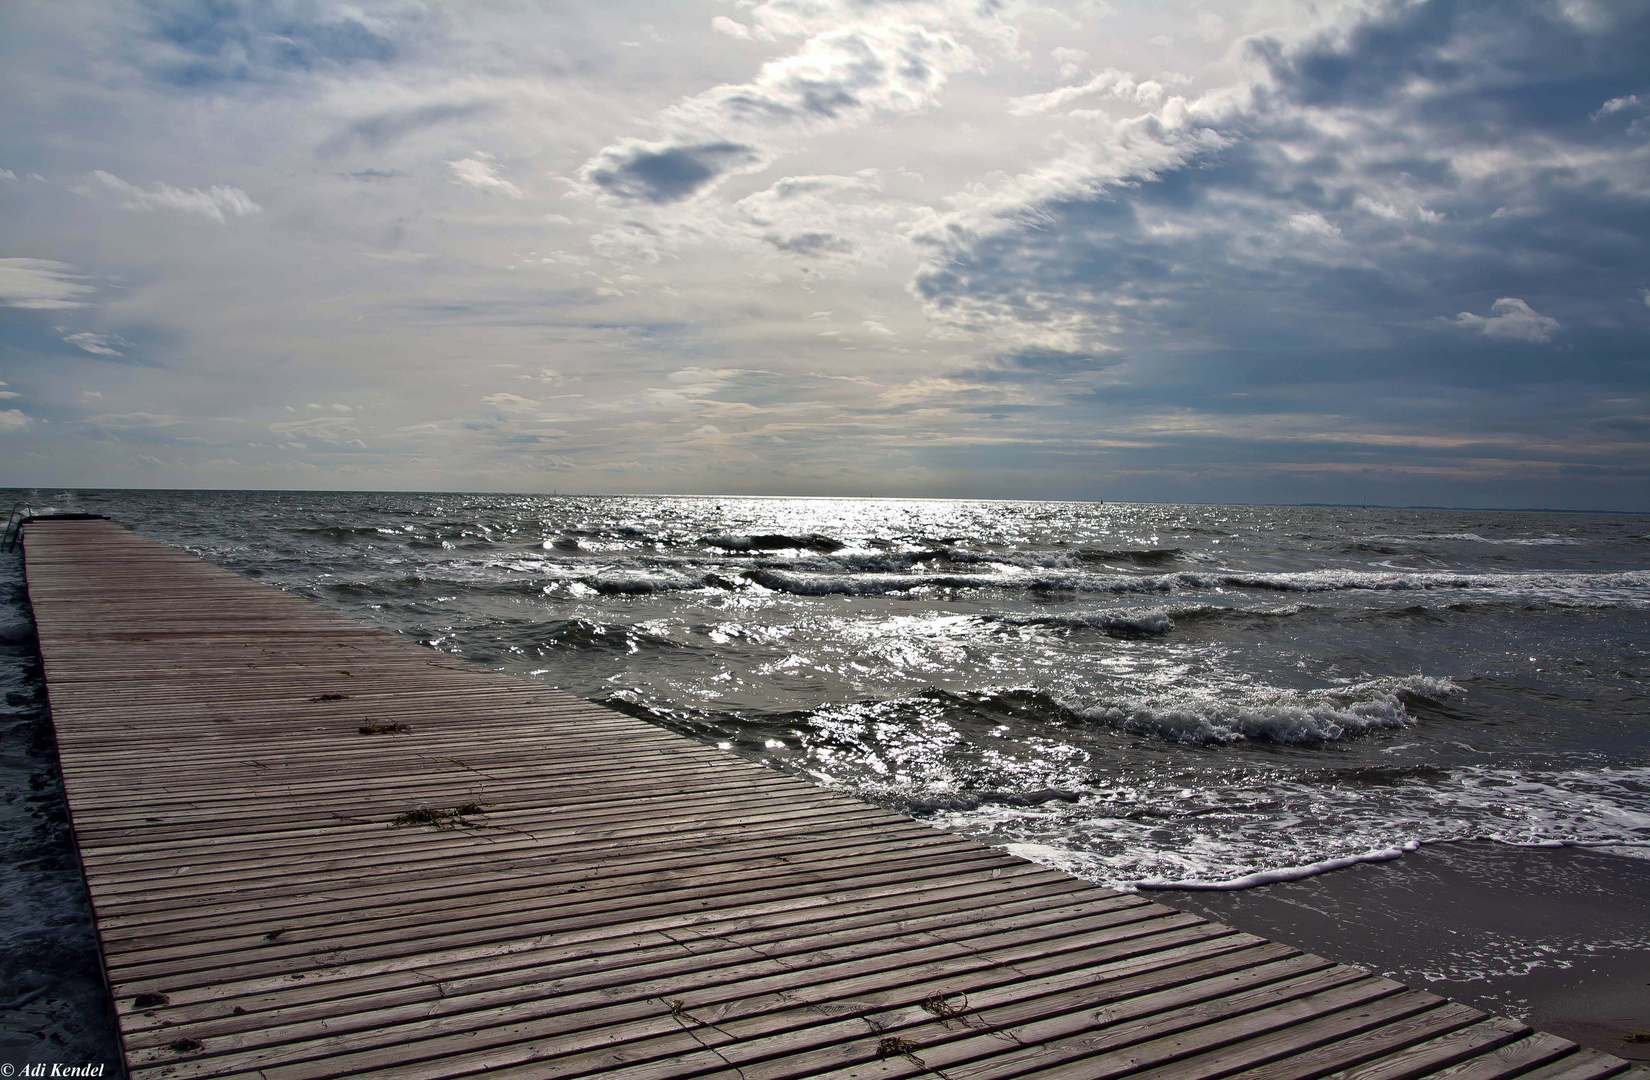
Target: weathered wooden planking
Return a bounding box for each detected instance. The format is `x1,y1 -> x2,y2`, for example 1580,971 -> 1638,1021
21,518 -> 1646,1080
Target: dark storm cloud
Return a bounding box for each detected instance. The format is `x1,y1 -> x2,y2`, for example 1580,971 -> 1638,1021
1252,0 -> 1650,133
912,0 -> 1650,422
583,140 -> 765,204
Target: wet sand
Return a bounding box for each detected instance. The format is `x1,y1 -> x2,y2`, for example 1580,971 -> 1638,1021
1161,840 -> 1650,1061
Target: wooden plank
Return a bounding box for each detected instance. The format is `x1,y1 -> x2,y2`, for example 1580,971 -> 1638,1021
1516,1048 -> 1643,1079
1323,1017 -> 1539,1079
21,517 -> 1641,1080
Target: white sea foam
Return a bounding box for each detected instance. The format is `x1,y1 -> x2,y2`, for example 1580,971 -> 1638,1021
1068,674 -> 1454,745
922,757 -> 1650,893
1003,602 -> 1321,636
721,565 -> 1650,601
1008,607 -> 1178,636
1130,841 -> 1421,890
941,547 -> 1083,569
1374,532 -> 1586,546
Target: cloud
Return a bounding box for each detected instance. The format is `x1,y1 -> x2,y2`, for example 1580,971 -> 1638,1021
578,13 -> 977,205
711,16 -> 773,42
1007,69 -> 1168,116
448,154 -> 523,198
481,392 -> 540,411
0,410 -> 32,432
1450,298 -> 1561,343
317,100 -> 493,157
735,171 -> 889,257
766,230 -> 854,255
0,258 -> 94,309
1594,94 -> 1640,117
712,16 -> 752,40
62,331 -> 131,356
3,0 -> 1647,506
268,414 -> 359,442
583,140 -> 766,204
698,23 -> 967,124
144,2 -> 402,87
909,0 -> 1648,374
87,170 -> 261,223
86,412 -> 181,428
0,169 -> 15,182
1052,46 -> 1087,80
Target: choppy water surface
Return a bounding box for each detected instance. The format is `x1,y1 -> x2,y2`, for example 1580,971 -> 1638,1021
17,490 -> 1650,889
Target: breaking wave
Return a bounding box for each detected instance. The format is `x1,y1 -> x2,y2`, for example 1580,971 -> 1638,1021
731,565 -> 1650,599
702,532 -> 845,553
997,602 -> 1322,638
1068,675 -> 1456,746
1077,547 -> 1185,566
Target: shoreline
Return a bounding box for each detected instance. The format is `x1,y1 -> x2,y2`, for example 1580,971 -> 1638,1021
1159,839 -> 1650,1061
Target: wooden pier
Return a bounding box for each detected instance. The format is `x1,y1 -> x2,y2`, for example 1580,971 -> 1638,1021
21,516 -> 1646,1079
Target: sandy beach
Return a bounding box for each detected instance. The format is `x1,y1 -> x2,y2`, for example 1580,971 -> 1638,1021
1164,840 -> 1650,1061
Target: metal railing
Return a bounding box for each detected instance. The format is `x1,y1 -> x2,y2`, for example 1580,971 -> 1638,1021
3,507 -> 109,553
2,503 -> 28,553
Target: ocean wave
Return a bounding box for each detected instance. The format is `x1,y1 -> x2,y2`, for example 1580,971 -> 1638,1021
741,567 -> 998,595
793,677 -> 1453,750
292,524 -> 398,539
1077,547 -> 1185,566
810,550 -> 923,572
543,534 -> 585,553
735,564 -> 1650,599
1069,675 -> 1456,746
996,608 -> 1177,638
1181,568 -> 1650,594
1370,532 -> 1585,546
583,569 -> 707,595
0,616 -> 35,647
899,786 -> 1086,816
939,548 -> 1081,570
703,532 -> 845,554
509,618 -> 682,654
998,602 -> 1321,638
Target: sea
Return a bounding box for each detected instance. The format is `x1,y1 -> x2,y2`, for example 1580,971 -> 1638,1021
3,489 -> 1649,1065
17,489 -> 1650,883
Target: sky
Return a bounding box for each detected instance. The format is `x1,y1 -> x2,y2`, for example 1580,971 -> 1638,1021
1,0 -> 1648,509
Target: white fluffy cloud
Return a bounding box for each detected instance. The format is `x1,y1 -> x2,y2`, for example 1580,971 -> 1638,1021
447,153 -> 523,198
579,7 -> 982,206
86,170 -> 261,223
62,331 -> 131,356
1007,69 -> 1169,115
1451,298 -> 1561,344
